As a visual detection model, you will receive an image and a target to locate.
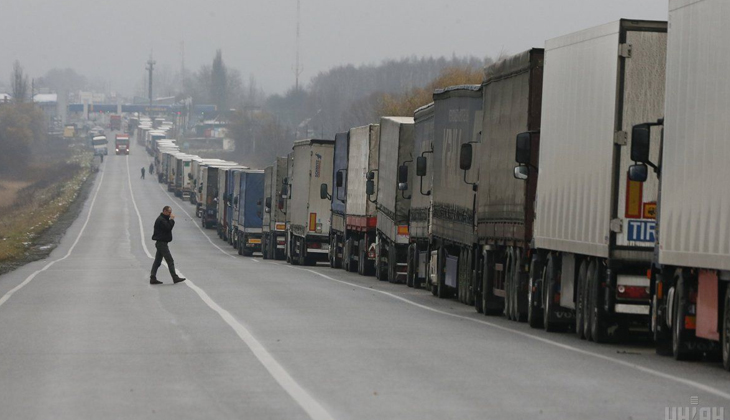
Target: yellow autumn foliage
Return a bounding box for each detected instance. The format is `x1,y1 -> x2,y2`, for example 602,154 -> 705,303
377,66 -> 484,117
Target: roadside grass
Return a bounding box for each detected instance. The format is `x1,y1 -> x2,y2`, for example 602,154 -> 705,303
0,147 -> 94,262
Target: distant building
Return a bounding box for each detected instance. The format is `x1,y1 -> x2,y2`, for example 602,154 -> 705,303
33,93 -> 62,133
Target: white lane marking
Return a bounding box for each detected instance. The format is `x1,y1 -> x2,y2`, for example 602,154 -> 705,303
0,169 -> 105,308
126,156 -> 334,420
289,266 -> 730,402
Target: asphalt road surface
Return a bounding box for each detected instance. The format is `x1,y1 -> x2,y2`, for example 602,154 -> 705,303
0,140 -> 728,420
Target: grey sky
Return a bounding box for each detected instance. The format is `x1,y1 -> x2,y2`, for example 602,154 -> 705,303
2,0 -> 668,97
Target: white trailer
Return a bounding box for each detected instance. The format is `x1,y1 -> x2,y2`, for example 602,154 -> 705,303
529,19 -> 668,340
630,0 -> 730,367
287,139 -> 335,266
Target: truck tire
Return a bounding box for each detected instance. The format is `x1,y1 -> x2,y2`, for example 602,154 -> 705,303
721,285 -> 730,371
672,276 -> 692,360
329,234 -> 337,268
406,244 -> 416,288
513,248 -> 527,322
387,243 -> 398,284
527,258 -> 544,329
344,238 -> 357,273
474,252 -> 484,314
505,250 -> 516,320
358,239 -> 367,276
589,261 -> 609,343
482,252 -> 503,316
375,241 -> 387,281
437,246 -> 448,299
543,255 -> 561,332
290,238 -> 300,266
261,236 -> 269,260
575,260 -> 589,339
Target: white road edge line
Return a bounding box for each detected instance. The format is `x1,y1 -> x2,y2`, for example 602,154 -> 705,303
126,157 -> 334,420
289,266 -> 730,402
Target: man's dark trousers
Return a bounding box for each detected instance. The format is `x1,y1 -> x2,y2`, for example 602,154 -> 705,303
151,241 -> 176,278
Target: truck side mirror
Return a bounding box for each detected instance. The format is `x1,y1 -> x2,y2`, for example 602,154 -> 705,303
416,156 -> 427,177
515,132 -> 531,164
631,124 -> 651,163
265,197 -> 271,209
628,164 -> 648,183
320,183 -> 331,200
198,186 -> 202,193
367,171 -> 375,180
336,171 -> 344,188
233,196 -> 239,206
514,166 -> 528,180
366,179 -> 375,196
278,197 -> 284,211
460,143 -> 473,170
281,184 -> 288,198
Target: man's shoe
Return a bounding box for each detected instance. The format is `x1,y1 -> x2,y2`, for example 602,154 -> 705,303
150,276 -> 162,285
173,277 -> 186,284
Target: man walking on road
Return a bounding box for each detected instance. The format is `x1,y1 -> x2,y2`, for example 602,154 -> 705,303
141,167 -> 145,179
150,206 -> 186,285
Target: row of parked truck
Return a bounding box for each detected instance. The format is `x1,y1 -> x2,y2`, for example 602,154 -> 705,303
144,0 -> 730,371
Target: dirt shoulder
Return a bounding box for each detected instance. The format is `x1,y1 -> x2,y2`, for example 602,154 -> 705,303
0,145 -> 96,276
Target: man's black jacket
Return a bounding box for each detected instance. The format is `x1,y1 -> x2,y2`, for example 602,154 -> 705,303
152,213 -> 175,242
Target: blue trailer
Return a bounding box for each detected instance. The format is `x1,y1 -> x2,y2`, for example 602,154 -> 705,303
236,169 -> 265,256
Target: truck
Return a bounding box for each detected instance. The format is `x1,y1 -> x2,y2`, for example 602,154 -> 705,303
114,134 -> 130,155
418,85 -> 482,300
173,154 -> 196,199
218,166 -> 248,241
326,132 -> 349,268
342,125 -> 380,275
287,139 -> 335,266
371,117 -> 415,283
466,49 -> 544,319
91,135 -> 108,156
200,164 -> 245,229
235,169 -> 265,257
628,0 -> 729,367
407,103 -> 435,290
262,157 -> 288,260
515,20 -> 667,339
109,114 -> 121,131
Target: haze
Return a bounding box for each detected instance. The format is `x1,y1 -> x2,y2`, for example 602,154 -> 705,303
1,0 -> 667,96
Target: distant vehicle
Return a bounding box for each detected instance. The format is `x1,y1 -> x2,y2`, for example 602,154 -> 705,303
110,115 -> 121,131
63,125 -> 76,139
91,136 -> 108,156
114,134 -> 130,155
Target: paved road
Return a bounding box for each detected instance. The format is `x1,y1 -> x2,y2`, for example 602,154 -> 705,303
0,140 -> 728,420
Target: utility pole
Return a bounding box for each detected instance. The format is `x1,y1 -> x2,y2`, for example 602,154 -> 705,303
294,0 -> 303,91
146,57 -> 156,107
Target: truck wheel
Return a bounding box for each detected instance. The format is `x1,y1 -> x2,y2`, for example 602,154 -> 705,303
358,239 -> 368,276
672,276 -> 693,360
513,248 -> 527,322
291,239 -> 300,266
344,238 -> 356,273
527,258 -> 544,329
474,252 -> 484,313
575,260 -> 588,339
406,244 -> 415,288
543,255 -> 561,332
329,234 -> 337,268
482,252 -> 503,315
437,246 -> 448,299
721,285 -> 730,371
589,261 -> 609,343
334,235 -> 342,268
375,241 -> 387,281
237,239 -> 243,256
387,243 -> 398,284
242,247 -> 254,257
262,237 -> 269,260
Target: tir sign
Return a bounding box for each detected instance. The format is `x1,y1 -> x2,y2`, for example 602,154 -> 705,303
627,220 -> 656,243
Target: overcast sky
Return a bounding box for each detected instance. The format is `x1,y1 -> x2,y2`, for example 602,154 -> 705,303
1,0 -> 668,97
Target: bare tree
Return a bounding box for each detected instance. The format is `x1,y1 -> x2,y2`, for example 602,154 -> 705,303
11,61 -> 29,103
